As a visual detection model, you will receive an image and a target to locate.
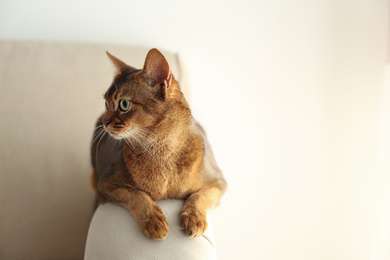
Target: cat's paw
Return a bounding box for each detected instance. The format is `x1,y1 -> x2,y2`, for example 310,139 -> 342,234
180,206 -> 208,238
138,207 -> 169,240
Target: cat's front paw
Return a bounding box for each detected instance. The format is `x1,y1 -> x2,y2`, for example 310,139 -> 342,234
180,206 -> 208,238
138,207 -> 169,240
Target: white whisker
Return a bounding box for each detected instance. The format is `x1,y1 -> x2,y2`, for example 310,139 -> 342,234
117,124 -> 166,162
136,128 -> 163,152
124,137 -> 135,152
135,131 -> 162,153
95,131 -> 107,164
119,129 -> 135,152
130,131 -> 157,161
91,127 -> 105,149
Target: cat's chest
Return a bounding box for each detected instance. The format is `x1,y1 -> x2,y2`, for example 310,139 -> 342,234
136,168 -> 174,199
124,154 -> 189,200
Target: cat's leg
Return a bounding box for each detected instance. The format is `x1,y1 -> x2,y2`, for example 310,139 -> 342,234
98,180 -> 169,240
180,179 -> 226,238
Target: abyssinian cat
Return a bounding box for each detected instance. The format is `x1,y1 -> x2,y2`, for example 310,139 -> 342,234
90,48 -> 226,240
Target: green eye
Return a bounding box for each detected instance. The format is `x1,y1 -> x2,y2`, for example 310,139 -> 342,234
119,99 -> 131,112
105,101 -> 109,110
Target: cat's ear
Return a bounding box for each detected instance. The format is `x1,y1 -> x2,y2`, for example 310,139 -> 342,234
106,51 -> 137,76
142,48 -> 172,96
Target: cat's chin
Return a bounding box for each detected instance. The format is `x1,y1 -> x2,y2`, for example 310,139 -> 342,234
105,129 -> 127,140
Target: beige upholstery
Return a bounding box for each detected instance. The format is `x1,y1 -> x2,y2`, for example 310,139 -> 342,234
0,40 -> 187,260
85,200 -> 216,260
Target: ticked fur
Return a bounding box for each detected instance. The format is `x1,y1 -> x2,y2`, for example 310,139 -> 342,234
90,49 -> 226,240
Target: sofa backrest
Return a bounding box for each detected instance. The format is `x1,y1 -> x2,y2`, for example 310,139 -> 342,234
0,40 -> 187,260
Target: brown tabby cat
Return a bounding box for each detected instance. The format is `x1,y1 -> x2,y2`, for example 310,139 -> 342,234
90,48 -> 226,240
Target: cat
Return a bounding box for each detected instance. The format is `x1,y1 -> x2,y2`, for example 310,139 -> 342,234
90,48 -> 227,240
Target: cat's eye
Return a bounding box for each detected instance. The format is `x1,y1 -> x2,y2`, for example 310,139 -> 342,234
105,101 -> 109,110
119,99 -> 131,112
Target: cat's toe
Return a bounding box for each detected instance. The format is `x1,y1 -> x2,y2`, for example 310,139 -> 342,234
139,212 -> 169,240
180,209 -> 207,238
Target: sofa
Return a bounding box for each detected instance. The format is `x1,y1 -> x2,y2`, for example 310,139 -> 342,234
0,40 -> 215,259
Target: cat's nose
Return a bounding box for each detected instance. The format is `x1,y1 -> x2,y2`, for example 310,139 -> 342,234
103,119 -> 111,127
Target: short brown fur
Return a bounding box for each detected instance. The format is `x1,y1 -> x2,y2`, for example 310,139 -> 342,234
90,49 -> 226,240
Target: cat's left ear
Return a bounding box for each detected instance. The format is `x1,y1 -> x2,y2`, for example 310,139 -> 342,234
106,51 -> 137,76
142,48 -> 172,97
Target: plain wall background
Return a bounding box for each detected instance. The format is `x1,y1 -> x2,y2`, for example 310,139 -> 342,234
1,0 -> 389,259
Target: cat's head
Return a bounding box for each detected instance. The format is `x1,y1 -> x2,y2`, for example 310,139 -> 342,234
102,48 -> 187,140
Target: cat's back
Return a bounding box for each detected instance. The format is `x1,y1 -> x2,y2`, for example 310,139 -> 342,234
194,120 -> 224,182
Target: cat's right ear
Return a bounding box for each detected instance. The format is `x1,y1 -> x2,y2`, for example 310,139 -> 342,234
106,51 -> 137,76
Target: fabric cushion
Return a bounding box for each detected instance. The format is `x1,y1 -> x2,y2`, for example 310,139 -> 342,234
85,200 -> 216,260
